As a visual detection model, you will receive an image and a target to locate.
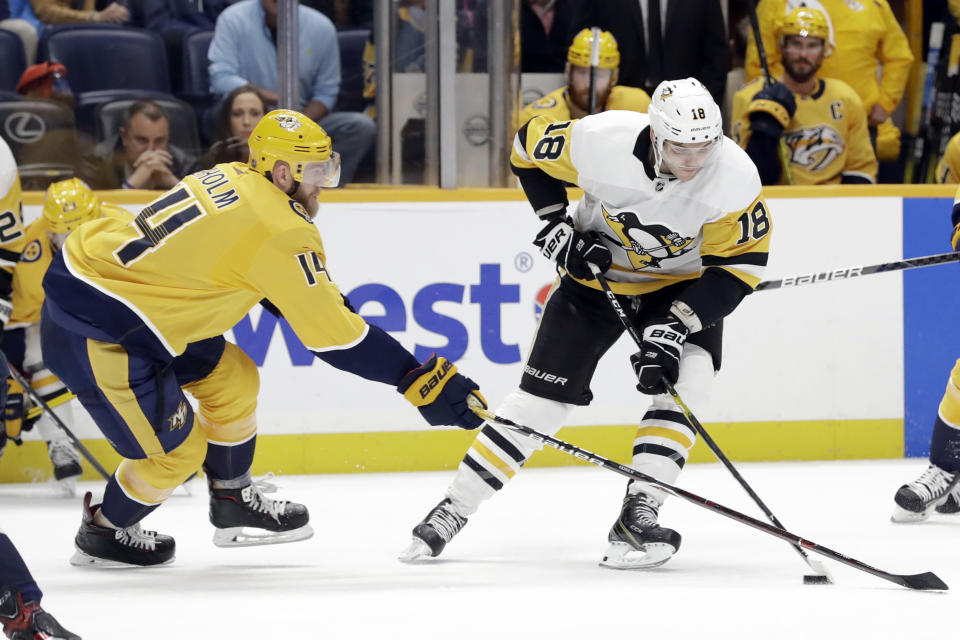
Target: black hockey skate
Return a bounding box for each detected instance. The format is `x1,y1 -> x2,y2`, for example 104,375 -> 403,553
70,492 -> 175,567
892,464 -> 960,522
600,491 -> 681,569
398,498 -> 468,562
209,478 -> 312,547
0,587 -> 81,640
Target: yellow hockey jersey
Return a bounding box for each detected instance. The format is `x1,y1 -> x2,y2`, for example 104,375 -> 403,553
0,137 -> 27,298
936,131 -> 960,184
519,85 -> 651,125
731,77 -> 877,185
9,203 -> 131,327
48,163 -> 368,357
510,111 -> 771,299
745,0 -> 912,116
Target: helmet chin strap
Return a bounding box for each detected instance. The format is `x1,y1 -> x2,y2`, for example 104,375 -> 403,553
650,136 -> 674,179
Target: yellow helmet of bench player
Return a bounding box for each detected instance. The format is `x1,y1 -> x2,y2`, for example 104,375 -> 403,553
248,109 -> 341,188
779,7 -> 833,57
567,28 -> 620,70
42,177 -> 99,234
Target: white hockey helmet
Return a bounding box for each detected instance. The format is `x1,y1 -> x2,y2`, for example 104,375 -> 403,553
648,78 -> 723,178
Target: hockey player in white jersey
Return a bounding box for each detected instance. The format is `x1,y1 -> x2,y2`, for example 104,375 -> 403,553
401,78 -> 771,568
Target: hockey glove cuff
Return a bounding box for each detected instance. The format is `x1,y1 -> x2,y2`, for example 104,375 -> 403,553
533,218 -> 612,280
630,314 -> 689,395
952,222 -> 960,252
3,376 -> 25,446
747,82 -> 797,129
398,356 -> 487,429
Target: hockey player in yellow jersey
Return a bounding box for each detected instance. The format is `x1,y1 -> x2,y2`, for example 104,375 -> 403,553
744,0 -> 911,163
520,28 -> 650,125
890,190 -> 960,521
401,79 -> 771,569
935,132 -> 960,184
40,110 -> 487,567
732,7 -> 877,185
0,137 -> 27,466
2,178 -> 130,495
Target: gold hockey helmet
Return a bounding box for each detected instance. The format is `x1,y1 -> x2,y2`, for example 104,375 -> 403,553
42,177 -> 100,234
779,7 -> 833,56
567,28 -> 620,69
248,110 -> 341,187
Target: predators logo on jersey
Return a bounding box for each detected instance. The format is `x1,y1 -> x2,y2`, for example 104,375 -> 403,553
21,240 -> 41,263
784,125 -> 845,172
602,207 -> 695,269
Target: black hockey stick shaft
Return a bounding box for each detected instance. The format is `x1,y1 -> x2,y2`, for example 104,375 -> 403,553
755,251 -> 960,291
588,26 -> 601,115
588,264 -> 829,578
6,359 -> 111,480
466,396 -> 947,590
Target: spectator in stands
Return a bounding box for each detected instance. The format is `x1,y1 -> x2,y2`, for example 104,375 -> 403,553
745,0 -> 912,165
573,0 -> 727,103
191,84 -> 266,170
1,0 -> 37,65
78,100 -> 194,190
731,7 -> 877,186
16,62 -> 72,107
209,0 -> 376,184
521,0 -> 577,73
520,28 -> 649,124
30,0 -> 128,24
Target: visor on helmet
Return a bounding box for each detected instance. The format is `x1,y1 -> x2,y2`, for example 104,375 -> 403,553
301,152 -> 341,188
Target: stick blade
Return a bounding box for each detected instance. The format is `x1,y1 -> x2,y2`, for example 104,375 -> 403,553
897,572 -> 949,591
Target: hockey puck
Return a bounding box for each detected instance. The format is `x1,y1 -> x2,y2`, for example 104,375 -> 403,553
803,574 -> 831,585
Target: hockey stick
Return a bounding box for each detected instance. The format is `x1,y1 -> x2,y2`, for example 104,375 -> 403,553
588,26 -> 601,115
25,391 -> 76,421
5,360 -> 110,481
465,396 -> 946,590
587,263 -> 832,582
755,251 -> 960,291
746,0 -> 794,185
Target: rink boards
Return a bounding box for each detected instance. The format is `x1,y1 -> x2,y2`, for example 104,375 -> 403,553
3,184 -> 958,481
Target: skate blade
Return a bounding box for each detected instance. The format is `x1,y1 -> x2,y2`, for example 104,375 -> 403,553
69,548 -> 175,569
890,504 -> 933,523
599,541 -> 676,570
212,524 -> 314,548
398,538 -> 434,563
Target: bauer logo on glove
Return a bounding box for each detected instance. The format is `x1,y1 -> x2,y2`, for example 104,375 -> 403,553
398,356 -> 487,429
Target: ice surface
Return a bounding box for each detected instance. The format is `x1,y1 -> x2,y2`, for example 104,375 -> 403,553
1,459 -> 956,639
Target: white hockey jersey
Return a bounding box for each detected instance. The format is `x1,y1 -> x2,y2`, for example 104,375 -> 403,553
510,110 -> 771,299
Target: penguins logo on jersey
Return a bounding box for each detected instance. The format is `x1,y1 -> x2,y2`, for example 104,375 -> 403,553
21,240 -> 41,263
603,208 -> 694,269
784,125 -> 845,172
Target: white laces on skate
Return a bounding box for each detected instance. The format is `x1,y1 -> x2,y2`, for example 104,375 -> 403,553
48,440 -> 80,467
909,465 -> 956,502
114,524 -> 158,551
426,504 -> 466,542
626,493 -> 660,528
241,483 -> 286,523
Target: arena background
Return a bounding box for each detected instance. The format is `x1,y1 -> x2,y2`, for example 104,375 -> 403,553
2,184 -> 958,482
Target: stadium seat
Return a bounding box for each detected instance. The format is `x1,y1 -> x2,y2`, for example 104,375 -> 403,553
95,96 -> 202,156
182,30 -> 214,96
43,26 -> 171,94
0,99 -> 77,189
0,30 -> 26,93
336,29 -> 370,113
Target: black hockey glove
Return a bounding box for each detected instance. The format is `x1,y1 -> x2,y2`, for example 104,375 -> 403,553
533,218 -> 612,281
398,355 -> 487,429
747,82 -> 797,136
630,314 -> 688,395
